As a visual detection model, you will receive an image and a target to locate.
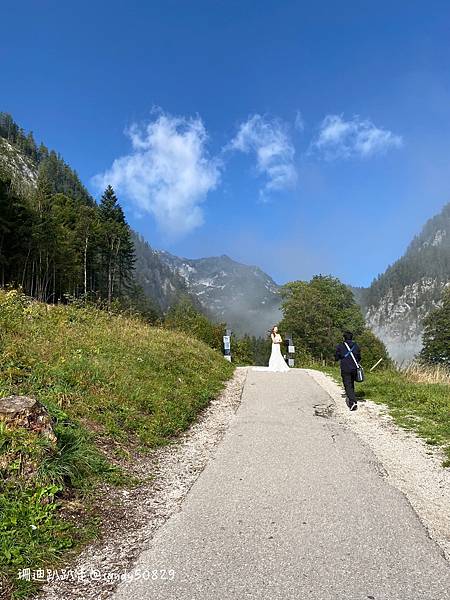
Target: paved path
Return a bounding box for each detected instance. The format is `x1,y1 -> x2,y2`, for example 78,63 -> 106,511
113,369 -> 450,600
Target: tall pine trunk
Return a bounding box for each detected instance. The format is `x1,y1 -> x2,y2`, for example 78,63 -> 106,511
84,234 -> 89,297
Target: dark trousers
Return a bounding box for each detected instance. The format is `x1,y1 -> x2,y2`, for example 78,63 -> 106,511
341,370 -> 357,404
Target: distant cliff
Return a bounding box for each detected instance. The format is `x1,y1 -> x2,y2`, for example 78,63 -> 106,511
362,202 -> 450,363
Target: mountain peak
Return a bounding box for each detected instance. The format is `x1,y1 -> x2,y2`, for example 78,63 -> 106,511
153,251 -> 281,335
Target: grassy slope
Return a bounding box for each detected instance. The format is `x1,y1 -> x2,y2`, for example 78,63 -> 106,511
0,289 -> 234,599
318,365 -> 450,466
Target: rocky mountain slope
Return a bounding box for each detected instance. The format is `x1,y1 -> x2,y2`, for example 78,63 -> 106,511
132,234 -> 200,313
362,202 -> 450,363
0,137 -> 37,195
156,252 -> 282,335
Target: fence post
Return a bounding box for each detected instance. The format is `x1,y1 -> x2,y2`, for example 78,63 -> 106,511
223,328 -> 232,362
284,333 -> 295,367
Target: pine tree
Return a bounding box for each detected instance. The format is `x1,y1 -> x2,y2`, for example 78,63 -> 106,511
0,177 -> 33,287
420,288 -> 450,365
0,115 -> 150,316
98,186 -> 134,305
30,170 -> 55,300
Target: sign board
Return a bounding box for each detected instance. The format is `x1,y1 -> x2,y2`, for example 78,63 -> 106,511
223,336 -> 231,350
288,358 -> 295,367
288,345 -> 295,354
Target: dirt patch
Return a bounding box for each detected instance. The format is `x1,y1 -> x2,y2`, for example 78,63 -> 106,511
38,367 -> 248,600
305,368 -> 450,561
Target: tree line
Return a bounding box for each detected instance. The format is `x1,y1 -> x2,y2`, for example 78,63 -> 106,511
0,112 -> 93,205
0,175 -> 136,307
0,113 -> 156,314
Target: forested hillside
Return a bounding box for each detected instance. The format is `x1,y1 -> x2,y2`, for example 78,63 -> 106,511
365,202 -> 450,307
0,113 -> 136,307
363,202 -> 450,362
0,113 -> 92,204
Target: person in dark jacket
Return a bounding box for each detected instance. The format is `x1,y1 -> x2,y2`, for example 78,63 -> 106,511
335,331 -> 361,411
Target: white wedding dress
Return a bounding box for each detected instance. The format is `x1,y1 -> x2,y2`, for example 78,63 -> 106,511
268,334 -> 290,372
253,334 -> 290,372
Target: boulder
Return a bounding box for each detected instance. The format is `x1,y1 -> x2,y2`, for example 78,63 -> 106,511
0,395 -> 57,444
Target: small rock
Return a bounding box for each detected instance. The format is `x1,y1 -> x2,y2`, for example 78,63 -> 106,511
0,395 -> 57,444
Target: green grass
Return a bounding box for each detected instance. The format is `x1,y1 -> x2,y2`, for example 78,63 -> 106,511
0,289 -> 234,599
317,364 -> 450,467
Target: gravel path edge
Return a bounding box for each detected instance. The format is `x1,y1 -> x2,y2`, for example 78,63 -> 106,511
305,368 -> 450,562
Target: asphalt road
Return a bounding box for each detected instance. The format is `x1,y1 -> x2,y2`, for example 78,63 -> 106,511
113,369 -> 450,600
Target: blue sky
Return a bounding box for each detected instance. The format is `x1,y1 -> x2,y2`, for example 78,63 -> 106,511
2,0 -> 450,286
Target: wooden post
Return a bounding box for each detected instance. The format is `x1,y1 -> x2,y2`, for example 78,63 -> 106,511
370,358 -> 383,372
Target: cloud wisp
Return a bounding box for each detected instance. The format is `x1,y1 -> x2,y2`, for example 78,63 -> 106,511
294,110 -> 305,132
92,111 -> 221,236
311,114 -> 403,160
228,114 -> 297,199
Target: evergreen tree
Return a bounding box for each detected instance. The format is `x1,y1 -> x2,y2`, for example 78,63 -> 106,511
98,185 -> 135,305
0,114 -> 184,321
420,288 -> 450,365
119,281 -> 160,324
0,177 -> 33,288
30,171 -> 55,300
233,334 -> 254,365
251,335 -> 272,366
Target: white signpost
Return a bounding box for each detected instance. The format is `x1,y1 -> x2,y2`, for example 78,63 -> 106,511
223,329 -> 232,362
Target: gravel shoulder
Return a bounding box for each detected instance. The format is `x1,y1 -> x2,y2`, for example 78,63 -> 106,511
305,368 -> 450,561
39,367 -> 248,600
39,366 -> 450,600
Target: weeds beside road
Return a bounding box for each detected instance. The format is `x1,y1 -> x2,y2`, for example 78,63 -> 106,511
317,362 -> 450,467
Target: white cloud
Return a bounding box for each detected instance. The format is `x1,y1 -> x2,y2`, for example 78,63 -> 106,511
312,114 -> 403,159
229,114 -> 297,198
92,111 -> 221,236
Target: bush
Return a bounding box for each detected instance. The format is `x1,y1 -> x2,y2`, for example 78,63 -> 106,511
357,328 -> 392,370
164,297 -> 224,352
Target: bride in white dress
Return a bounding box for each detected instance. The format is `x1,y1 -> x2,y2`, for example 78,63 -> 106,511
268,326 -> 290,372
